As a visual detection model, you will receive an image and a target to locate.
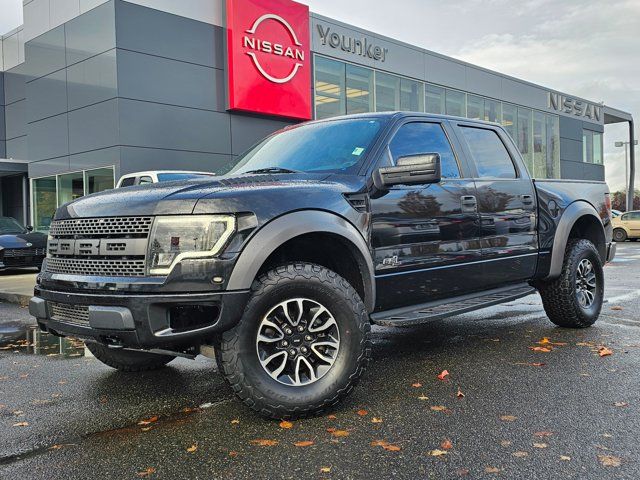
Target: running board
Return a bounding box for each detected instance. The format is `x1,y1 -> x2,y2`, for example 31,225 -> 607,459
371,284 -> 537,327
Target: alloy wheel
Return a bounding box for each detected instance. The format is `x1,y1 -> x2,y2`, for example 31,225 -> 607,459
575,258 -> 597,309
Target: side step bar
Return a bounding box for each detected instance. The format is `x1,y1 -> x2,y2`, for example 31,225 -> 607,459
371,284 -> 537,327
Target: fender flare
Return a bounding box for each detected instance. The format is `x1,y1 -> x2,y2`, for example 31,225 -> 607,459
545,201 -> 605,280
226,210 -> 376,312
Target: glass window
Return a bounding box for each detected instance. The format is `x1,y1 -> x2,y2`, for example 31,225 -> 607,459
32,177 -> 57,232
425,84 -> 445,114
484,99 -> 501,123
583,130 -> 594,163
532,111 -> 547,178
120,177 -> 135,187
230,118 -> 386,175
445,89 -> 466,117
400,78 -> 424,112
593,132 -> 603,165
389,122 -> 460,178
375,72 -> 400,112
315,57 -> 345,119
138,176 -> 153,185
517,107 -> 533,174
545,115 -> 560,179
466,95 -> 484,120
460,127 -> 516,179
502,103 -> 517,140
0,216 -> 27,234
85,167 -> 114,194
57,172 -> 84,206
346,64 -> 374,114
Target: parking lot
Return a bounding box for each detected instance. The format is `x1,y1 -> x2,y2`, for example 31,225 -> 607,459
1,243 -> 640,479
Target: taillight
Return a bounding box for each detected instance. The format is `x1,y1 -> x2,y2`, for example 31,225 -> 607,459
605,193 -> 612,217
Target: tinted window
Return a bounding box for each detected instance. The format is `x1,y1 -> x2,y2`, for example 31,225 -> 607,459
460,127 -> 516,179
138,176 -> 153,185
0,217 -> 26,234
625,212 -> 640,220
389,122 -> 460,178
120,177 -> 135,187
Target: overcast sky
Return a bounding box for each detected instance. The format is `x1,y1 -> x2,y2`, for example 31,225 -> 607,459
2,0 -> 638,192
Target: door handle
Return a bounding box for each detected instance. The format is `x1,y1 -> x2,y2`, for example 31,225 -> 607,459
521,194 -> 534,205
461,195 -> 477,213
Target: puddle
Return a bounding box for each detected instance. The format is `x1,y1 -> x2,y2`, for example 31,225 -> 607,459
0,323 -> 86,358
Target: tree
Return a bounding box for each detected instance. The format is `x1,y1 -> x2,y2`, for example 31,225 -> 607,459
611,190 -> 640,212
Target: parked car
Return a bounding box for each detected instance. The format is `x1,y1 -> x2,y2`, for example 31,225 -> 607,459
116,170 -> 216,188
0,217 -> 47,271
612,210 -> 640,242
30,112 -> 615,418
611,209 -> 623,217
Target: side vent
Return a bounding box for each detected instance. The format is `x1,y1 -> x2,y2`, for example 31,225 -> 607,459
344,194 -> 369,213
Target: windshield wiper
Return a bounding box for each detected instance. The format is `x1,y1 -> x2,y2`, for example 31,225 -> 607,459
243,167 -> 302,174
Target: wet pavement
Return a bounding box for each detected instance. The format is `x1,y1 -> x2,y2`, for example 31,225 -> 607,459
1,243 -> 640,479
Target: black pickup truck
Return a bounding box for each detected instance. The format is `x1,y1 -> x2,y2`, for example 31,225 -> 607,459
30,112 -> 615,418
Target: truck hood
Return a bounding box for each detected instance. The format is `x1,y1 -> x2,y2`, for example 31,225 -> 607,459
54,173 -> 365,219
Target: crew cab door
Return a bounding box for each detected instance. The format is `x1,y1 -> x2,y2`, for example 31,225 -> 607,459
370,120 -> 482,311
453,122 -> 538,287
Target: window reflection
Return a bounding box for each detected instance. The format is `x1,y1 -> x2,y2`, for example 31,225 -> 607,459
425,84 -> 445,114
375,72 -> 401,112
400,78 -> 424,112
315,57 -> 346,119
346,64 -> 373,114
466,95 -> 483,120
517,107 -> 533,174
445,89 -> 466,117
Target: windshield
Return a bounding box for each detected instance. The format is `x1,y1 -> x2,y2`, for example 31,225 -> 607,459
156,173 -> 215,182
230,118 -> 385,175
0,217 -> 27,235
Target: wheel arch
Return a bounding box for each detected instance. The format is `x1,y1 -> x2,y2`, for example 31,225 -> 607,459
545,201 -> 606,280
227,211 -> 376,312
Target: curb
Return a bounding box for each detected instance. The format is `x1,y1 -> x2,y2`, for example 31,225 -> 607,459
0,292 -> 31,307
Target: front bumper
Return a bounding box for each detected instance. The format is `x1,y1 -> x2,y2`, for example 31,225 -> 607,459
606,241 -> 616,263
30,287 -> 250,349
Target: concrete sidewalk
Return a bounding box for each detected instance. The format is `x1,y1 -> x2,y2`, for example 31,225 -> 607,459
0,270 -> 37,305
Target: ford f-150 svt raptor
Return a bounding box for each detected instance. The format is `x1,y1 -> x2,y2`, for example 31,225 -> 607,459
30,112 -> 615,418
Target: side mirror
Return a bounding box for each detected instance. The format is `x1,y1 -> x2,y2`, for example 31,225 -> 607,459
375,153 -> 441,187
26,225 -> 34,232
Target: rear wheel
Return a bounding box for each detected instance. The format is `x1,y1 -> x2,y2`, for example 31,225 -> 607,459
86,342 -> 175,372
537,239 -> 604,328
613,228 -> 627,242
216,263 -> 371,419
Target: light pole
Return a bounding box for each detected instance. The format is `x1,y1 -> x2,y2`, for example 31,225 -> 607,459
615,139 -> 638,210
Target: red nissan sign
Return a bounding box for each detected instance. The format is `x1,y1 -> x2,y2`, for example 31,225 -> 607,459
226,0 -> 311,120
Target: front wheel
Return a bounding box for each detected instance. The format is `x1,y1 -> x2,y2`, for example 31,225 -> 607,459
613,228 -> 627,242
537,239 -> 604,328
216,263 -> 371,419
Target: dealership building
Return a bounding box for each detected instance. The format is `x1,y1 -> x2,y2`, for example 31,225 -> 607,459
0,0 -> 635,230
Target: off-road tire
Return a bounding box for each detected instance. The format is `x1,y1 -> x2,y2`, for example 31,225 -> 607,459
86,342 -> 175,372
537,239 -> 604,328
216,263 -> 371,419
613,228 -> 627,242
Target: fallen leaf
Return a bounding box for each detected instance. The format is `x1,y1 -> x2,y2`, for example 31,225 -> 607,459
250,439 -> 279,447
371,440 -> 388,447
603,433 -> 613,438
372,417 -> 383,423
441,439 -> 453,450
456,388 -> 465,398
611,306 -> 624,311
577,342 -> 595,347
560,455 -> 571,461
383,444 -> 401,452
140,427 -> 152,432
186,444 -> 198,453
50,444 -> 63,450
294,441 -> 314,447
199,402 -> 214,409
538,337 -> 551,344
412,382 -> 423,388
12,410 -> 23,416
614,402 -> 628,408
598,455 -> 622,467
327,414 -> 337,420
456,468 -> 470,476
500,415 -> 517,422
229,451 -> 238,457
356,409 -> 368,416
598,347 -> 613,357
512,451 -> 529,458
417,395 -> 430,401
430,405 -> 447,412
437,370 -> 450,380
231,419 -> 240,424
12,422 -> 29,427
326,427 -> 336,433
136,468 -> 156,477
534,431 -> 553,437
533,443 -> 548,449
331,430 -> 349,438
320,467 -> 331,473
538,337 -> 567,346
280,420 -> 294,429
138,416 -> 159,426
529,346 -> 552,353
485,467 -> 502,474
428,449 -> 448,457
500,440 -> 512,447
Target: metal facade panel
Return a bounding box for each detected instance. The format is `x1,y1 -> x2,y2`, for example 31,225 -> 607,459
119,146 -> 233,176
6,136 -> 28,160
465,66 -> 502,99
68,97 -> 119,154
69,144 -> 120,171
425,53 -> 465,90
66,49 -> 117,110
501,78 -> 548,111
27,112 -> 69,160
28,156 -> 71,177
23,0 -> 50,42
50,0 -> 81,29
23,25 -> 66,80
26,69 -> 68,123
5,100 -> 26,139
65,0 -> 115,66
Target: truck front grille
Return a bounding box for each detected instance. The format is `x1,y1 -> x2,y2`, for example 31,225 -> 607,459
49,302 -> 90,326
46,216 -> 151,278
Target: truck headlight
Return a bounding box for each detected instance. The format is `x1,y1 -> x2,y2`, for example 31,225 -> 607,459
147,215 -> 235,275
